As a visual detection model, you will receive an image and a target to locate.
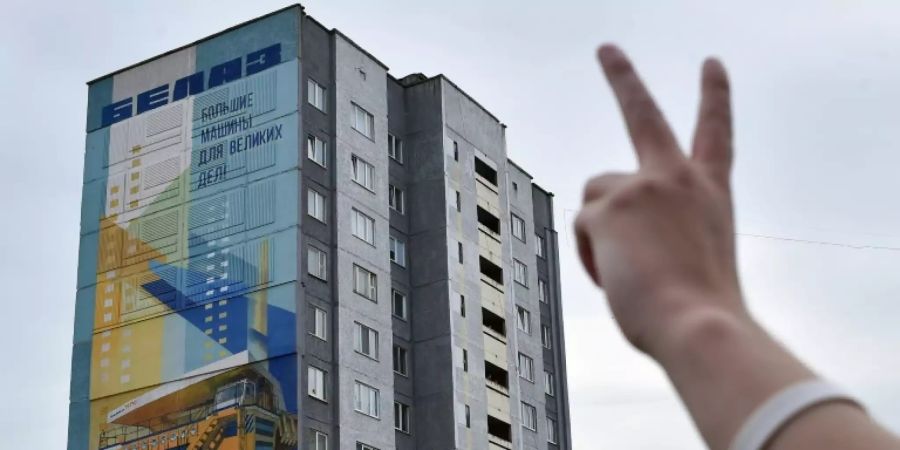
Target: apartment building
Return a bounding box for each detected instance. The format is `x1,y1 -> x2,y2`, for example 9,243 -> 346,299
69,5 -> 570,450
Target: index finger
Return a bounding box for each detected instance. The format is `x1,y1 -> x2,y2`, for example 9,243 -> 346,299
598,44 -> 683,169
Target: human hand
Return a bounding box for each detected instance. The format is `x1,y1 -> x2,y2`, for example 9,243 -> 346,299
575,44 -> 746,357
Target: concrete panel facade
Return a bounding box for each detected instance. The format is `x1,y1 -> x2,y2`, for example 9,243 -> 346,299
72,5 -> 571,450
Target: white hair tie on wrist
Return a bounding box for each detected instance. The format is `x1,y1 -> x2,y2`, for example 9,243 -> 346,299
729,379 -> 863,450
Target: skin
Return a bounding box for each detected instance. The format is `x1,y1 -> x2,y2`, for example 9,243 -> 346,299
575,44 -> 900,450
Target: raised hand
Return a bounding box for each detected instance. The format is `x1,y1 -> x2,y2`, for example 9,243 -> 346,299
575,44 -> 744,356
578,45 -> 900,450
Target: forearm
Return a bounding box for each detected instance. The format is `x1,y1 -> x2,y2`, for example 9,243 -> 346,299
653,305 -> 898,450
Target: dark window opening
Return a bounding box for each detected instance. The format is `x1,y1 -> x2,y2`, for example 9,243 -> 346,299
488,416 -> 512,442
485,360 -> 509,390
477,206 -> 501,235
480,256 -> 503,285
482,307 -> 506,338
474,156 -> 498,186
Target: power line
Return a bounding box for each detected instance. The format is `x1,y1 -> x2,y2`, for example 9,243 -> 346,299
737,232 -> 900,252
562,207 -> 900,252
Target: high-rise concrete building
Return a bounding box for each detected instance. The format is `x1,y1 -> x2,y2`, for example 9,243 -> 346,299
69,5 -> 570,450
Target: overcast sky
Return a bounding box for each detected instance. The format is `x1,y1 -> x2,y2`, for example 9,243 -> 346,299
3,1 -> 900,448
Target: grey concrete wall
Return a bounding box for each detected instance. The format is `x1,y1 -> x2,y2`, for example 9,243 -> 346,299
506,163 -> 549,450
402,77 -> 457,449
333,32 -> 395,450
531,185 -> 571,450
300,13 -> 338,449
441,78 -> 513,449
295,11 -> 571,450
387,75 -> 416,450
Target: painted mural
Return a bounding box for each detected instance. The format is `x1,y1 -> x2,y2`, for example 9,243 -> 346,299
71,8 -> 302,450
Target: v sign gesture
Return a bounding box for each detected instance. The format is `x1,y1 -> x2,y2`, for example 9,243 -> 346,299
575,45 -> 899,450
575,45 -> 742,357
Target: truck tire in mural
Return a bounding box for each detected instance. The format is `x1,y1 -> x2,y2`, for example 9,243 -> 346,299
70,9 -> 304,450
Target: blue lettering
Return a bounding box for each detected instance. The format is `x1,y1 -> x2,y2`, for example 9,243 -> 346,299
172,72 -> 205,102
198,165 -> 227,189
136,84 -> 169,114
101,98 -> 133,127
198,143 -> 224,167
98,43 -> 282,128
245,43 -> 282,76
207,58 -> 242,89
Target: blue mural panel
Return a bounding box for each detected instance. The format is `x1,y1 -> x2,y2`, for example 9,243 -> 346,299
71,6 -> 302,450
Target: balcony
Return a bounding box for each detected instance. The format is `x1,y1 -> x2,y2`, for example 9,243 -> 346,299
485,378 -> 509,396
485,360 -> 509,394
487,415 -> 512,449
479,257 -> 504,290
488,434 -> 513,450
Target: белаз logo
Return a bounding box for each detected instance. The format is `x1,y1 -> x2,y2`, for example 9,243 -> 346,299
100,43 -> 282,128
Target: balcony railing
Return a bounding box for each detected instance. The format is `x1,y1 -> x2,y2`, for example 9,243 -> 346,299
488,433 -> 513,450
483,325 -> 507,344
485,378 -> 509,395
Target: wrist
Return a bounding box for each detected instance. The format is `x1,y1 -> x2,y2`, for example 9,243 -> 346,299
639,286 -> 751,362
646,298 -> 816,449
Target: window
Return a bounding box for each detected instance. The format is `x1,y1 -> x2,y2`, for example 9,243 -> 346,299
538,279 -> 548,303
351,155 -> 376,191
356,444 -> 378,450
455,191 -> 461,212
393,344 -> 408,375
514,259 -> 528,287
474,155 -> 497,185
311,306 -> 327,341
511,214 -> 525,241
535,234 -> 545,258
313,430 -> 328,450
308,189 -> 326,222
353,265 -> 377,301
308,79 -> 326,111
453,141 -> 459,161
392,289 -> 407,320
547,418 -> 558,444
354,322 -> 379,359
388,134 -> 403,163
516,306 -> 531,334
394,402 -> 411,433
308,366 -> 326,401
389,237 -> 406,267
512,181 -> 519,194
352,103 -> 375,138
389,184 -> 405,214
541,325 -> 552,349
354,381 -> 380,418
460,294 -> 466,317
517,353 -> 534,382
307,135 -> 327,167
465,404 -> 471,427
351,209 -> 375,245
544,370 -> 556,396
521,402 -> 537,431
458,242 -> 464,264
462,348 -> 468,372
308,246 -> 327,281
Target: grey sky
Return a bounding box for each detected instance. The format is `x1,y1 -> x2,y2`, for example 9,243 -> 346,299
3,0 -> 900,448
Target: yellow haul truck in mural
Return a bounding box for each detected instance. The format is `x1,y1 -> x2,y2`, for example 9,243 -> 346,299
97,367 -> 296,450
